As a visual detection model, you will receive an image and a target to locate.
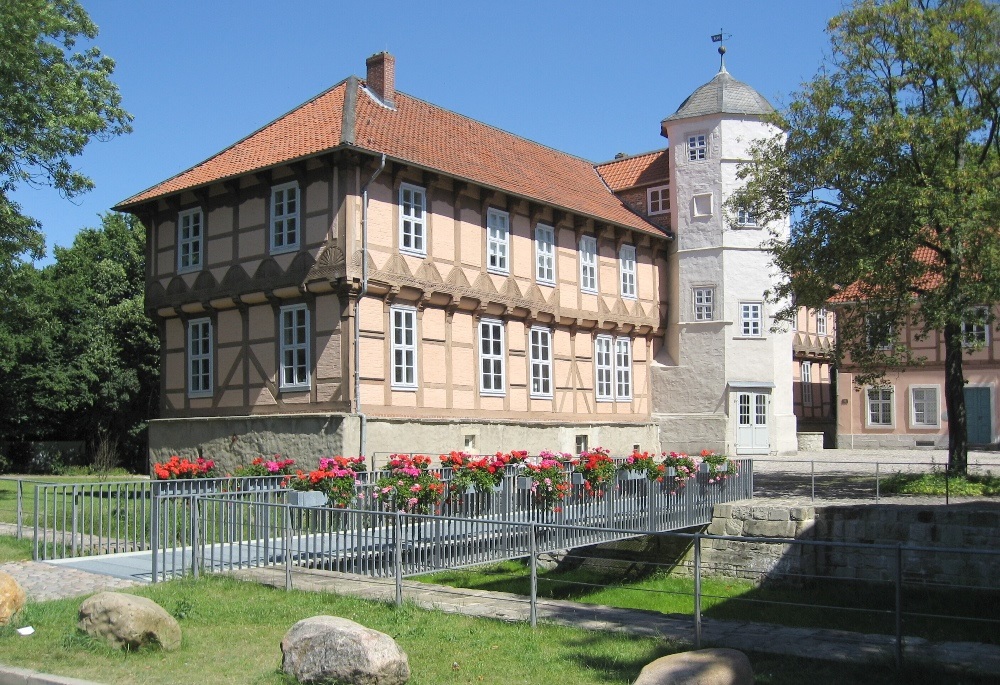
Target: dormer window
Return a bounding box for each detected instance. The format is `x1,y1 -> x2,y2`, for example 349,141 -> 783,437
688,134 -> 707,161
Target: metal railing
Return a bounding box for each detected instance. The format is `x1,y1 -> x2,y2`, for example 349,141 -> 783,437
157,462 -> 752,581
29,476 -> 287,561
753,457 -> 1000,504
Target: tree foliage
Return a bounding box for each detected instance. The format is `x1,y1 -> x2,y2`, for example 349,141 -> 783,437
0,213 -> 158,470
0,0 -> 131,282
730,0 -> 1000,471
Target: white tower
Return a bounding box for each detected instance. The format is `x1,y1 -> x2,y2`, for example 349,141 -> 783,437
652,56 -> 797,456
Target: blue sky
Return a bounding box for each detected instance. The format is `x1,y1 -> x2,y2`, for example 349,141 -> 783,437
15,0 -> 846,262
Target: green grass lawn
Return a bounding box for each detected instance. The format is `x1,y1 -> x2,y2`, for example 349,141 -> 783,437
416,560 -> 999,644
881,471 -> 1000,496
0,534 -> 33,563
0,575 -> 990,684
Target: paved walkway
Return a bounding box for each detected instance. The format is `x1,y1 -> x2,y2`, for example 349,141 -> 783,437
233,565 -> 1000,676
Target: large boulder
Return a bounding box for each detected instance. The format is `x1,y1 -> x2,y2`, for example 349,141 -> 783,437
281,615 -> 410,685
633,648 -> 753,685
0,571 -> 27,624
78,592 -> 181,651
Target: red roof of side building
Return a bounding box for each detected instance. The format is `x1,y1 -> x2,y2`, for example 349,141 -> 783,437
595,149 -> 670,192
828,245 -> 944,303
117,79 -> 664,238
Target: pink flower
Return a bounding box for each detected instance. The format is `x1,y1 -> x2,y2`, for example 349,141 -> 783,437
410,484 -> 422,492
407,497 -> 418,506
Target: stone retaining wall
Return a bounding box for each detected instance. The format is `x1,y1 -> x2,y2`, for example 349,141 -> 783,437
703,503 -> 1000,587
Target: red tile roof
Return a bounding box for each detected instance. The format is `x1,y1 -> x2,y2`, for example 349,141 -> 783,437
595,149 -> 670,191
828,245 -> 944,303
117,78 -> 664,238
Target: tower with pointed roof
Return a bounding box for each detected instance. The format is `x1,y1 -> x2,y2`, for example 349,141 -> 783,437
652,56 -> 797,456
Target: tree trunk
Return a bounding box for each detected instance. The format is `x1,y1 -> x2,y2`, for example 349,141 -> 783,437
942,321 -> 968,474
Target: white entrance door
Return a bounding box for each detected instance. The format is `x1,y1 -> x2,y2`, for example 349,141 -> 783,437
736,392 -> 770,454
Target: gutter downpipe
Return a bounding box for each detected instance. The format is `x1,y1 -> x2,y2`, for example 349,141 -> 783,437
357,153 -> 386,467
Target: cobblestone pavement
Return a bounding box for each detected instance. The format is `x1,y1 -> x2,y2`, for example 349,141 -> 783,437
233,566 -> 1000,677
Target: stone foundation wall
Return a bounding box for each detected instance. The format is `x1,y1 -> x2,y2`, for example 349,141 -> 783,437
148,413 -> 659,475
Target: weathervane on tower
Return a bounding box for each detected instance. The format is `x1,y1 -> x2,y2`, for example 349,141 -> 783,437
711,30 -> 732,71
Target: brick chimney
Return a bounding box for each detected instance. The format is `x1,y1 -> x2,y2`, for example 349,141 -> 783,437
366,52 -> 395,106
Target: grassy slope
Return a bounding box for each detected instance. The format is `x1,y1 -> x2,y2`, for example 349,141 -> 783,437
0,575 -> 990,685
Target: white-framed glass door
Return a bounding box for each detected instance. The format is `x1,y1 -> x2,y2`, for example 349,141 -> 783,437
736,392 -> 770,454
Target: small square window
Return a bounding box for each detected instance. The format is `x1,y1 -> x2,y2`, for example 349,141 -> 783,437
694,288 -> 715,321
740,302 -> 763,337
736,207 -> 758,227
575,435 -> 589,454
867,387 -> 894,426
911,386 -> 939,427
962,307 -> 989,348
647,185 -> 670,215
688,134 -> 707,161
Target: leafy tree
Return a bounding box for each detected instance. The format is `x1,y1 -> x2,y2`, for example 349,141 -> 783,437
0,213 -> 158,470
730,0 -> 1000,473
0,0 -> 131,283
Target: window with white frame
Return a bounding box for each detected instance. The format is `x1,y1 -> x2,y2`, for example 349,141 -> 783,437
177,208 -> 203,272
910,386 -> 939,427
390,305 -> 418,390
962,306 -> 989,348
478,318 -> 505,396
535,224 -> 555,285
279,304 -> 310,390
688,134 -> 707,161
867,387 -> 894,426
816,309 -> 828,335
398,183 -> 426,256
615,338 -> 632,401
595,335 -> 632,402
529,327 -> 552,398
619,245 -> 637,299
579,235 -> 597,294
693,287 -> 715,321
736,207 -> 758,227
740,302 -> 763,337
801,361 -> 813,406
647,185 -> 670,215
270,182 -> 300,252
594,336 -> 613,401
486,208 -> 509,274
187,318 -> 212,397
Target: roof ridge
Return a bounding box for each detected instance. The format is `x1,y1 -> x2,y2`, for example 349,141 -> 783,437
595,147 -> 669,168
116,77 -> 352,208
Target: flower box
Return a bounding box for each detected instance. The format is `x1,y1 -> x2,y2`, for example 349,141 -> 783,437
571,472 -> 586,485
618,469 -> 645,481
492,483 -> 503,494
153,480 -> 218,497
516,476 -> 534,490
665,467 -> 676,478
287,490 -> 327,508
700,462 -> 711,474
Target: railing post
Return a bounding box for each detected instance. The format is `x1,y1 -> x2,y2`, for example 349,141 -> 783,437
284,503 -> 293,591
71,484 -> 79,557
945,469 -> 950,506
810,460 -> 815,503
192,497 -> 201,580
529,522 -> 538,628
693,532 -> 702,648
895,543 -> 903,669
394,511 -> 403,607
150,486 -> 160,584
876,462 -> 880,503
32,486 -> 39,561
16,480 -> 23,539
